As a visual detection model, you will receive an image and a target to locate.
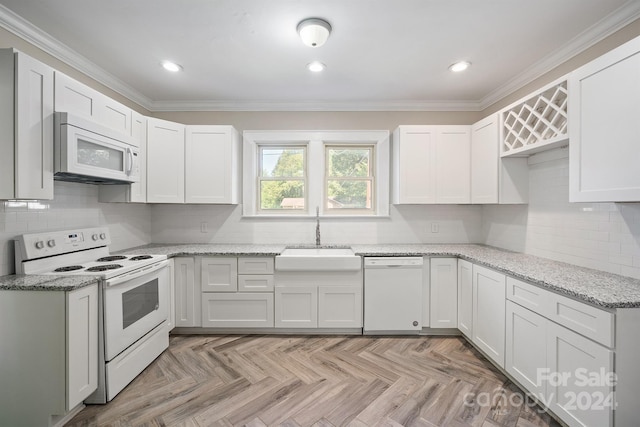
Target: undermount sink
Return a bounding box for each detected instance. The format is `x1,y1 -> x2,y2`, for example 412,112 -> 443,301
275,247 -> 361,271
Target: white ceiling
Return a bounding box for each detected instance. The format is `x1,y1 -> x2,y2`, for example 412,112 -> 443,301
1,0 -> 639,111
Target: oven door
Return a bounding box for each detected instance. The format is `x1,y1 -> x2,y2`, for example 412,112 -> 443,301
103,260 -> 168,361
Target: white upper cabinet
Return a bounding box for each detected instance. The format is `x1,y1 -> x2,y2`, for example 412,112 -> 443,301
0,49 -> 54,200
471,114 -> 528,204
185,125 -> 241,204
54,71 -> 132,136
146,117 -> 186,203
392,125 -> 470,204
569,35 -> 640,202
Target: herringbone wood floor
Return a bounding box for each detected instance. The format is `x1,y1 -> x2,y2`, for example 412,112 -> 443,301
67,335 -> 563,427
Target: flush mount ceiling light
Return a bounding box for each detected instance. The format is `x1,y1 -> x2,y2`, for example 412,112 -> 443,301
448,61 -> 471,72
307,61 -> 326,72
297,18 -> 332,47
161,60 -> 183,72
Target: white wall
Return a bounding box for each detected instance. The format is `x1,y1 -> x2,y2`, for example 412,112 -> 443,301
0,181 -> 151,276
482,149 -> 640,279
151,204 -> 483,246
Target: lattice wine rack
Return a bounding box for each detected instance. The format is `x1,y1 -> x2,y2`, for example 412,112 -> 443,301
501,80 -> 568,156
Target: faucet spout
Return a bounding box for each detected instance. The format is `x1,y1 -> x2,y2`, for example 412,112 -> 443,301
315,206 -> 321,247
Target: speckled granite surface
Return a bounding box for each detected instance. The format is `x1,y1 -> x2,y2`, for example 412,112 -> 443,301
0,274 -> 99,291
3,243 -> 640,308
120,243 -> 640,309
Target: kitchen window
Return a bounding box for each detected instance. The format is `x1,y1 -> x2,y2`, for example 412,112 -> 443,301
258,146 -> 307,212
325,145 -> 374,214
243,131 -> 389,217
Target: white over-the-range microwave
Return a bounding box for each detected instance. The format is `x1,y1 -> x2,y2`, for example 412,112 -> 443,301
54,112 -> 140,184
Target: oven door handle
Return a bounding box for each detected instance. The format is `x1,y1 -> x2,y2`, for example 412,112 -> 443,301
106,260 -> 168,287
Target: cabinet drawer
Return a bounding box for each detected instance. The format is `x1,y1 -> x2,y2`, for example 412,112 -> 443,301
238,275 -> 274,292
507,277 -> 614,347
238,257 -> 274,274
506,277 -> 551,316
202,293 -> 273,328
548,292 -> 614,348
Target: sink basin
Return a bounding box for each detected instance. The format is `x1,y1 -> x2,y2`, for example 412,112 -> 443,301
275,247 -> 361,271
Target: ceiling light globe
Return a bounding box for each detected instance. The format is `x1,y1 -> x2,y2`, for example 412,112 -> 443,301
297,18 -> 332,48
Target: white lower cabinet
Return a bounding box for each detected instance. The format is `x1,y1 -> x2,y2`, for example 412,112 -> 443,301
318,285 -> 363,328
0,284 -> 98,426
429,258 -> 458,328
457,259 -> 473,338
472,264 -> 506,367
174,257 -> 200,327
505,300 -> 547,398
547,320 -> 613,427
201,257 -> 238,292
275,285 -> 318,328
202,293 -> 274,328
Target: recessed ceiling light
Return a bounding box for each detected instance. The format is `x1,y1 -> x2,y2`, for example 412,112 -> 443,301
161,61 -> 183,72
307,61 -> 326,72
449,61 -> 471,72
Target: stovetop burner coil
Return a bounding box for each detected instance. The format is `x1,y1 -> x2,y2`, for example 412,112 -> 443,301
54,265 -> 84,272
96,255 -> 128,262
86,264 -> 123,272
130,255 -> 153,261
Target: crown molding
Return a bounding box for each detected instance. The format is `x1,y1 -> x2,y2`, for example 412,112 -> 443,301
478,0 -> 640,110
1,2 -> 639,113
147,99 -> 482,112
0,4 -> 154,110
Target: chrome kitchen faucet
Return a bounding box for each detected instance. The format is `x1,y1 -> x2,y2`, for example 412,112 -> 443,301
315,206 -> 321,246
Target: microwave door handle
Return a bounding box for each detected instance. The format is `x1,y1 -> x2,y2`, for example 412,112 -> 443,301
125,147 -> 134,176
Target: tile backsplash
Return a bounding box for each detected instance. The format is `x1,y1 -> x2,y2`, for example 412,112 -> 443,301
483,149 -> 640,279
0,181 -> 151,276
2,150 -> 640,280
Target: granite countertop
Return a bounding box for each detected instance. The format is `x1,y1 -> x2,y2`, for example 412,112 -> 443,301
0,274 -> 100,292
3,242 -> 640,309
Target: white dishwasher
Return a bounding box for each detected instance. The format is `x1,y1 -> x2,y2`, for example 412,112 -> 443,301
364,257 -> 423,333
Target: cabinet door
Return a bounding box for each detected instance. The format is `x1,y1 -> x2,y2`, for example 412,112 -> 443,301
174,257 -> 200,327
471,115 -> 499,203
275,286 -> 318,328
436,126 -> 470,204
505,301 -> 547,399
185,125 -> 240,204
67,284 -> 98,410
202,293 -> 274,328
472,264 -> 506,367
430,258 -> 458,328
547,321 -> 614,427
569,36 -> 640,202
457,259 -> 473,338
201,257 -> 238,292
15,52 -> 54,200
318,285 -> 362,328
97,95 -> 131,135
392,126 -> 436,203
146,117 -> 185,203
54,72 -> 99,120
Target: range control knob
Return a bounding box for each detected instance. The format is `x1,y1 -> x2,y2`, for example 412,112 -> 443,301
35,241 -> 45,249
47,239 -> 56,248
100,233 -> 106,240
92,234 -> 99,241
413,321 -> 419,327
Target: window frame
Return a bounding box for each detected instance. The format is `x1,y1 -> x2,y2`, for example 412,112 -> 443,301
256,144 -> 308,214
324,144 -> 376,215
243,130 -> 389,217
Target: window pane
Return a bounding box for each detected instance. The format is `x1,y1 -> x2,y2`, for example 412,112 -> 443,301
261,148 -> 304,177
327,180 -> 372,209
260,180 -> 305,210
328,148 -> 370,177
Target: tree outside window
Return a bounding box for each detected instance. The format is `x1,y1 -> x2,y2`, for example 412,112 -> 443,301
325,146 -> 374,212
258,147 -> 306,211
